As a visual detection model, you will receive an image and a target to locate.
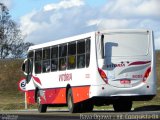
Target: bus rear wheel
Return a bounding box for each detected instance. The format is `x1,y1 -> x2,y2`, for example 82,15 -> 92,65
67,88 -> 81,113
81,100 -> 93,112
37,91 -> 47,113
113,100 -> 132,112
67,88 -> 93,113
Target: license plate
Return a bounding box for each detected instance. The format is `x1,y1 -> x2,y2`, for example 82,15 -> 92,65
120,80 -> 131,84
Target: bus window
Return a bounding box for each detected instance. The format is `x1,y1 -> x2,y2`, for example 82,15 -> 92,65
59,44 -> 67,70
51,46 -> 58,71
35,49 -> 42,74
59,57 -> 66,70
59,44 -> 67,57
77,40 -> 85,54
51,59 -> 58,71
77,40 -> 85,68
68,42 -> 76,69
28,51 -> 33,59
43,48 -> 50,60
51,46 -> 58,58
86,38 -> 90,67
42,48 -> 50,73
77,55 -> 85,68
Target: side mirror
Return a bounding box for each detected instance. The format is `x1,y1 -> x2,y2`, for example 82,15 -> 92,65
22,63 -> 25,72
21,59 -> 28,76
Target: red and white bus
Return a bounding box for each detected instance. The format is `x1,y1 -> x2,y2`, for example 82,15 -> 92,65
22,29 -> 157,113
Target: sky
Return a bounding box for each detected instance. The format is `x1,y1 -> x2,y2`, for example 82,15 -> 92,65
1,0 -> 160,49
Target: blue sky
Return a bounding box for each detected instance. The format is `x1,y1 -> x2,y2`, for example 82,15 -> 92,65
10,0 -> 60,20
9,0 -> 107,21
1,0 -> 160,49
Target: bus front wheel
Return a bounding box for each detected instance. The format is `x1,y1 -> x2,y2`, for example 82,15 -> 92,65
113,100 -> 132,112
37,91 -> 47,113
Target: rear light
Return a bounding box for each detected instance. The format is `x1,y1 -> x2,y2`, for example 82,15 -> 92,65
98,68 -> 108,84
143,67 -> 151,82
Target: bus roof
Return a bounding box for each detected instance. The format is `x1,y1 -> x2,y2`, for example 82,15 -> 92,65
28,31 -> 95,51
28,29 -> 151,51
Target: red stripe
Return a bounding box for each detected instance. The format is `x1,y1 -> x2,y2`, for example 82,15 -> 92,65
26,90 -> 35,104
26,86 -> 90,104
72,86 -> 90,103
40,88 -> 66,104
32,76 -> 42,85
129,61 -> 151,66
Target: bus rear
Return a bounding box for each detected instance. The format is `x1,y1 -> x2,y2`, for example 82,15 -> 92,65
93,29 -> 157,111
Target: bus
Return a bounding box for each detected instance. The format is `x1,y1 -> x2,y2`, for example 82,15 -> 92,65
22,29 -> 157,113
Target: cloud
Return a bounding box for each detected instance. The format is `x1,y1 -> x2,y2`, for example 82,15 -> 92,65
103,0 -> 160,18
86,19 -> 101,26
20,0 -> 98,43
44,0 -> 84,11
20,10 -> 41,35
98,19 -> 137,29
135,0 -> 160,17
97,0 -> 160,49
20,0 -> 160,49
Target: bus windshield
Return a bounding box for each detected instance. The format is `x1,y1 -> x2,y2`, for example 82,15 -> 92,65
103,32 -> 149,57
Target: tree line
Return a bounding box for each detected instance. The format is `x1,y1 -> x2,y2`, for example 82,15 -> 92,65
0,3 -> 33,59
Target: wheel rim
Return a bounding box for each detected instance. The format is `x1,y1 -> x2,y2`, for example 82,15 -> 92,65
37,95 -> 41,108
68,93 -> 73,110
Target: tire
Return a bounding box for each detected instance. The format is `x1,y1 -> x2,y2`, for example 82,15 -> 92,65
67,88 -> 80,113
81,101 -> 94,112
37,91 -> 47,113
85,103 -> 94,112
113,100 -> 132,112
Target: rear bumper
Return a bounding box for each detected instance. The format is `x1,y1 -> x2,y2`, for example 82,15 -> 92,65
92,95 -> 155,101
89,83 -> 156,100
91,95 -> 155,106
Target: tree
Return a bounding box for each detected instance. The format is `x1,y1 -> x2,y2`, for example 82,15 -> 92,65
0,3 -> 33,59
11,42 -> 34,58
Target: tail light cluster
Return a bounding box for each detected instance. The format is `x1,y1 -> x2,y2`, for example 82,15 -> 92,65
98,68 -> 108,84
143,67 -> 151,82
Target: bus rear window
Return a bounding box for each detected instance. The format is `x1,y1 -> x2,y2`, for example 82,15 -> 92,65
103,32 -> 149,57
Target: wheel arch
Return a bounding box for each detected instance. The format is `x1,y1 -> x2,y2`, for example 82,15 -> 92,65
35,87 -> 39,103
66,84 -> 71,102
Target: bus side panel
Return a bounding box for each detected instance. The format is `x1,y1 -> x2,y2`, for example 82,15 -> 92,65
40,88 -> 66,104
26,90 -> 35,104
51,88 -> 66,104
72,86 -> 90,103
39,86 -> 90,104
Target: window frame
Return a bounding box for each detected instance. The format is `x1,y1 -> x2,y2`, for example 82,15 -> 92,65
35,49 -> 42,74
59,44 -> 67,71
33,37 -> 91,73
51,45 -> 59,72
77,39 -> 86,69
42,47 -> 51,73
67,41 -> 76,70
86,38 -> 91,68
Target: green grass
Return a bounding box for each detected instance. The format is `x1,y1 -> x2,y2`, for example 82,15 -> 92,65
0,59 -> 25,110
0,51 -> 159,111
